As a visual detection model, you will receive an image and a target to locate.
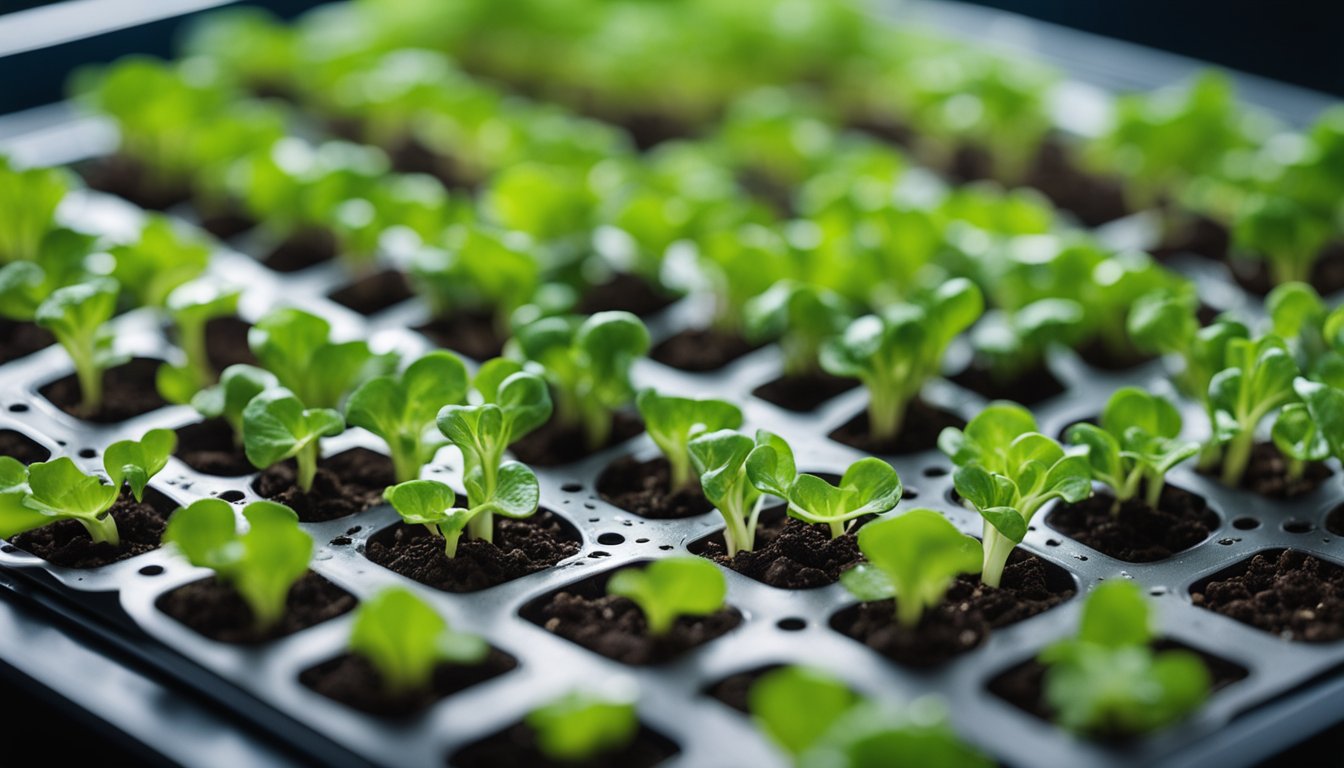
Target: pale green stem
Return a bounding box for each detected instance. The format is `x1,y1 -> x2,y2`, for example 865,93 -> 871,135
296,441 -> 320,493
1220,431 -> 1255,488
78,513 -> 120,547
981,524 -> 1017,589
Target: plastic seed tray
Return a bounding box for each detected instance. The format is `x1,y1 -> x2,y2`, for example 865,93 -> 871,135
2,3 -> 1344,768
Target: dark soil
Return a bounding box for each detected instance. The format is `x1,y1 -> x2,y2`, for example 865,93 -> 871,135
828,400 -> 965,456
1073,337 -> 1154,371
327,270 -> 413,316
1025,137 -> 1131,227
988,639 -> 1248,735
1200,442 -> 1332,499
386,136 -> 478,190
39,357 -> 167,423
453,722 -> 679,768
847,112 -> 916,148
596,456 -> 713,519
262,227 -> 338,273
690,509 -> 861,589
1152,214 -> 1230,263
299,648 -> 517,717
509,412 -> 644,467
0,429 -> 49,464
949,360 -> 1065,406
1191,549 -> 1344,642
77,154 -> 190,211
203,315 -> 257,371
174,418 -> 253,476
831,551 -> 1075,667
704,663 -> 784,714
577,273 -> 678,317
9,488 -> 172,568
752,371 -> 857,412
0,318 -> 53,365
1046,485 -> 1218,563
650,328 -> 759,372
414,309 -> 506,361
1228,242 -> 1344,298
156,571 -> 356,644
252,448 -> 395,522
197,205 -> 256,241
523,568 -> 743,665
364,510 -> 580,593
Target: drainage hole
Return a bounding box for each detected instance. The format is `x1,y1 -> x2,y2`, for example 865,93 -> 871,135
8,403 -> 28,413
1283,519 -> 1315,534
78,448 -> 97,459
777,617 -> 807,631
139,565 -> 164,576
218,490 -> 245,502
561,482 -> 583,493
1231,517 -> 1260,531
597,532 -> 625,546
902,487 -> 918,500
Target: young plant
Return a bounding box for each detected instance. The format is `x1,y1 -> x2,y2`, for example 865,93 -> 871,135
525,683 -> 640,764
0,157 -> 72,264
821,278 -> 983,441
345,351 -> 468,482
636,389 -> 742,492
743,280 -> 851,378
1065,388 -> 1199,510
1208,335 -> 1299,487
35,277 -> 125,416
348,587 -> 488,695
0,458 -> 120,546
188,364 -> 278,441
969,299 -> 1083,385
383,470 -> 539,557
103,428 -> 176,503
688,429 -> 769,557
163,499 -> 311,631
1283,379 -> 1344,479
0,229 -> 95,325
840,509 -> 982,628
249,307 -> 397,409
242,387 -> 345,492
1039,580 -> 1210,736
511,311 -> 650,450
607,557 -> 727,636
107,215 -> 211,309
409,224 -> 541,336
747,433 -> 904,539
1231,195 -> 1333,287
939,404 -> 1091,587
155,281 -> 242,402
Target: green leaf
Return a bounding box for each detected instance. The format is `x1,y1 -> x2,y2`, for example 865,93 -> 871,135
474,461 -> 540,519
349,586 -> 487,694
607,557 -> 727,636
35,277 -> 122,415
0,158 -> 72,264
744,430 -> 796,499
346,350 -> 467,482
103,428 -> 176,503
242,387 -> 344,491
156,362 -> 203,406
250,308 -> 396,408
108,215 -> 211,309
844,510 -> 981,627
784,458 -> 903,535
0,458 -> 50,539
1294,378 -> 1344,461
191,364 -> 277,439
1078,580 -> 1153,647
749,666 -> 858,757
636,389 -> 742,490
690,429 -> 764,556
526,687 -> 639,763
22,457 -> 120,544
163,497 -> 238,570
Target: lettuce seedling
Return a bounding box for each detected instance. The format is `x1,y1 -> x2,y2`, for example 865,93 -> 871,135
688,429 -> 766,557
747,434 -> 904,539
1266,282 -> 1344,388
841,509 -> 982,628
607,557 -> 727,636
694,224 -> 789,333
346,351 -> 468,482
940,404 -> 1091,587
0,157 -> 72,264
155,281 -> 242,402
636,389 -> 743,492
409,224 -> 541,337
526,684 -> 639,764
164,499 -> 312,631
242,387 -> 345,492
1066,388 -> 1199,510
1283,379 -> 1344,479
249,308 -> 397,409
0,458 -> 120,545
744,281 -> 851,377
104,428 -> 176,503
189,364 -> 278,442
0,229 -> 96,324
384,468 -> 539,557
348,586 -> 488,694
821,279 -> 983,441
35,278 -> 125,416
107,216 -> 211,309
1039,580 -> 1210,736
512,311 -> 649,450
969,299 -> 1083,386
1208,335 -> 1299,486
1231,195 -> 1333,287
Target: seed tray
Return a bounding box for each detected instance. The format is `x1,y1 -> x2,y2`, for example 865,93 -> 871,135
2,3 -> 1344,767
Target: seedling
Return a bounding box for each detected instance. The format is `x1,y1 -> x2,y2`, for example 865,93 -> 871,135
0,229 -> 95,324
345,351 -> 468,482
189,364 -> 278,443
744,280 -> 851,377
688,429 -> 766,557
348,587 -> 488,695
164,499 -> 312,631
104,428 -> 176,503
107,215 -> 211,309
249,307 -> 397,409
0,157 -> 72,264
636,389 -> 743,492
841,509 -> 982,628
0,457 -> 120,546
969,299 -> 1083,386
155,281 -> 243,402
1065,388 -> 1199,510
1231,195 -> 1333,286
821,278 -> 983,441
1039,581 -> 1210,736
35,278 -> 125,416
409,224 -> 541,336
747,433 -> 903,539
694,224 -> 788,333
1208,334 -> 1299,486
383,470 -> 539,557
940,404 -> 1091,587
526,682 -> 640,763
242,387 -> 345,492
1288,379 -> 1344,474
607,557 -> 727,636
511,311 -> 650,450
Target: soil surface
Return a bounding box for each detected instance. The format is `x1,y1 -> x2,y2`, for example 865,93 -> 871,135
509,412 -> 644,467
327,270 -> 413,316
78,154 -> 190,211
752,371 -> 857,412
0,429 -> 49,464
1046,485 -> 1218,562
364,510 -> 580,592
1152,214 -> 1230,263
597,456 -> 713,519
252,448 -> 395,522
831,552 -> 1074,667
203,315 -> 257,371
1073,337 -> 1154,371
10,488 -> 171,568
174,418 -> 254,476
453,722 -> 679,768
0,318 -> 53,365
949,360 -> 1065,407
386,136 -> 478,190
1228,242 -> 1344,297
1191,549 -> 1344,642
691,510 -> 862,589
197,206 -> 256,240
577,273 -> 678,317
156,571 -> 356,644
300,649 -> 517,717
39,357 -> 167,423
1200,442 -> 1333,499
828,400 -> 965,455
262,227 -> 338,273
1025,137 -> 1131,227
415,309 -> 506,361
704,663 -> 785,714
651,328 -> 759,372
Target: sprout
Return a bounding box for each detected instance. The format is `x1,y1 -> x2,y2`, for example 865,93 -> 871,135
688,429 -> 766,557
840,509 -> 982,628
0,457 -> 120,546
248,307 -> 397,409
1065,388 -> 1199,510
155,281 -> 242,402
747,434 -> 903,539
409,224 -> 542,339
607,557 -> 727,636
164,499 -> 312,631
103,428 -> 176,503
526,684 -> 640,764
107,215 -> 211,309
242,387 -> 345,492
35,278 -> 125,416
1208,335 -> 1299,486
345,351 -> 468,482
1231,195 -> 1333,287
0,157 -> 72,264
969,299 -> 1083,386
744,280 -> 851,378
383,469 -> 539,558
636,389 -> 743,492
348,587 -> 488,695
189,364 -> 278,444
0,229 -> 96,324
